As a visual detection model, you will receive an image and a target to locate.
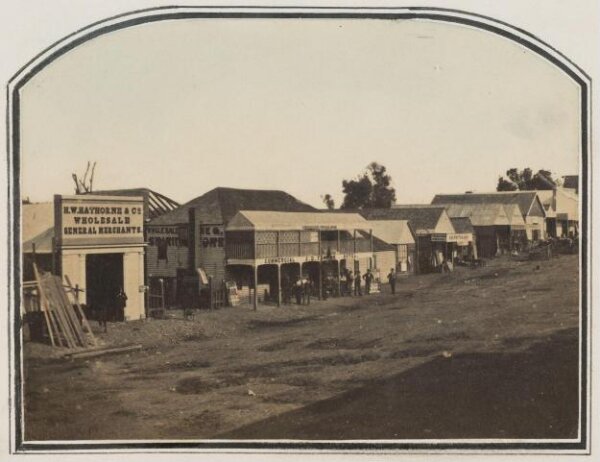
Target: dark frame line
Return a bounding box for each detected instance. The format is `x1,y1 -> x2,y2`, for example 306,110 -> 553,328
7,6 -> 591,454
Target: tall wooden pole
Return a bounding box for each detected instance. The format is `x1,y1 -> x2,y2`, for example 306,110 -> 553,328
277,263 -> 282,308
253,265 -> 258,311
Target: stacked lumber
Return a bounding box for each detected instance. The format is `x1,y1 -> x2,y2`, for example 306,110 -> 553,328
32,264 -> 97,349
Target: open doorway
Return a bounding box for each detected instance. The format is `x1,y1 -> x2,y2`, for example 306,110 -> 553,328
86,253 -> 124,321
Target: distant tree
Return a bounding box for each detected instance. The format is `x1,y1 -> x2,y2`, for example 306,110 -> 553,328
321,194 -> 335,210
341,162 -> 396,209
496,168 -> 560,191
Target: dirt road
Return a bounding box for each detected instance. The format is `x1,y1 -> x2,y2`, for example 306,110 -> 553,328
23,254 -> 580,440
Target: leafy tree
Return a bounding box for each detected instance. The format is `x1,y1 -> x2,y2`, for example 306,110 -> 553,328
496,168 -> 560,191
321,194 -> 335,210
341,162 -> 396,209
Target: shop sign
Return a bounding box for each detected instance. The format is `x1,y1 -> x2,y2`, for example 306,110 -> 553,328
147,226 -> 186,247
304,255 -> 320,262
262,257 -> 298,264
431,233 -> 447,242
447,233 -> 472,246
199,224 -> 224,248
56,195 -> 144,247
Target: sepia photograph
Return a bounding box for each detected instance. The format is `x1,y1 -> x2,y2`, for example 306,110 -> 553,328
3,2 -> 597,458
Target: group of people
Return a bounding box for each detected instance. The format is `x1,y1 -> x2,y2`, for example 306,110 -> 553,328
281,266 -> 400,305
282,275 -> 313,305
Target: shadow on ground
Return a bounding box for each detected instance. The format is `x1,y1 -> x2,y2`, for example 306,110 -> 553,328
219,328 -> 579,440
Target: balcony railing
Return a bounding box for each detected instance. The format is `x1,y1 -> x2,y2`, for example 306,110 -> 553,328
226,237 -> 372,260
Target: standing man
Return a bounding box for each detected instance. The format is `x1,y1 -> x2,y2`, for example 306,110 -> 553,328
115,287 -> 128,322
363,269 -> 374,295
346,269 -> 353,296
303,276 -> 312,305
387,268 -> 397,295
295,277 -> 303,305
354,270 -> 362,296
282,273 -> 291,305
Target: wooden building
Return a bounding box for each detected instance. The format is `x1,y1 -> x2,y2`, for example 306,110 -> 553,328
432,191 -> 546,241
148,187 -> 316,306
23,195 -> 147,321
537,188 -> 579,238
361,206 -> 456,274
439,202 -> 525,258
449,217 -> 477,260
366,220 -> 417,274
223,210 -> 373,308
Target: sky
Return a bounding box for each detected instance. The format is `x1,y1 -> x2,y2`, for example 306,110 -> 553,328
20,17 -> 581,208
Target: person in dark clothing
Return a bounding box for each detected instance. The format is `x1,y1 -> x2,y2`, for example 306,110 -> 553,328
363,269 -> 374,295
387,268 -> 397,294
282,274 -> 291,305
303,277 -> 312,305
294,277 -> 303,305
346,269 -> 353,296
115,287 -> 128,322
354,270 -> 362,296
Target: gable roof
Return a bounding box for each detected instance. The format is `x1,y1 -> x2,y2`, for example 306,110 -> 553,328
431,191 -> 544,218
226,210 -> 368,231
23,227 -> 54,254
87,188 -> 180,221
449,217 -> 474,234
22,202 -> 54,243
442,203 -> 511,227
360,206 -> 447,235
150,187 -> 316,226
367,220 -> 416,245
369,233 -> 396,252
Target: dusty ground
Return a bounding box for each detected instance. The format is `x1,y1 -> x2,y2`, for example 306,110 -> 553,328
23,254 -> 580,440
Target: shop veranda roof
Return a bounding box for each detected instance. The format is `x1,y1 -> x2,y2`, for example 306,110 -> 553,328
366,220 -> 416,245
226,210 -> 370,232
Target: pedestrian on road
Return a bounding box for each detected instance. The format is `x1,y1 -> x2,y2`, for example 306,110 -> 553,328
346,269 -> 353,296
303,277 -> 312,305
115,287 -> 128,322
294,277 -> 303,305
354,270 -> 362,296
363,269 -> 374,295
387,268 -> 397,295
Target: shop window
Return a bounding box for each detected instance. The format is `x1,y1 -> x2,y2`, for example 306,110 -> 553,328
398,245 -> 407,260
157,240 -> 168,261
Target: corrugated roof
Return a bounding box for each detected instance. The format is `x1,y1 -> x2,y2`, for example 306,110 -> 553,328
22,202 -> 54,243
87,188 -> 180,221
367,220 -> 415,245
150,187 -> 316,226
503,204 -> 527,226
449,217 -> 474,234
360,206 -> 446,234
368,233 -> 396,252
432,191 -> 541,218
443,203 -> 510,226
23,227 -> 54,254
226,210 -> 369,231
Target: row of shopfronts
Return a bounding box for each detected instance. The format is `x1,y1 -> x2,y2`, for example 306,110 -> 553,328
22,185 -> 578,320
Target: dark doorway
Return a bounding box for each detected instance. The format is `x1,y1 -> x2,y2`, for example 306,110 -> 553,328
86,253 -> 124,322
